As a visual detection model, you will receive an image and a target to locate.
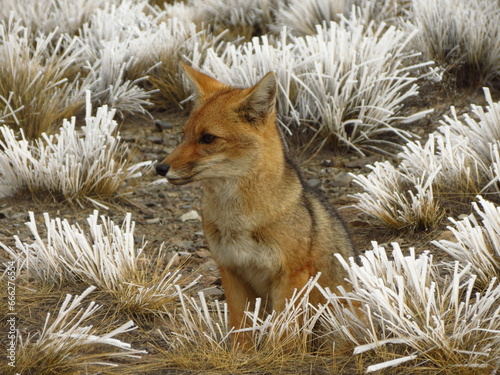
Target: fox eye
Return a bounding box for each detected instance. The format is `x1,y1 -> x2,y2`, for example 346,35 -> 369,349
199,133 -> 216,144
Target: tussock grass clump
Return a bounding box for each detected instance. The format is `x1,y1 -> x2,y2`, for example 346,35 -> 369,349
351,160 -> 444,231
4,286 -> 145,375
274,0 -> 411,36
353,88 -> 500,231
434,196 -> 500,291
292,18 -> 432,153
196,16 -> 432,152
407,0 -> 500,85
130,18 -> 223,110
0,22 -> 87,138
334,243 -> 500,373
0,0 -> 114,37
158,274 -> 343,373
196,28 -> 299,131
191,0 -> 275,40
156,243 -> 500,373
1,211 -> 197,320
0,92 -> 150,204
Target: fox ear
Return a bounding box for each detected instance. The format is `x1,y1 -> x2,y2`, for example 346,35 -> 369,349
238,72 -> 278,124
181,62 -> 227,100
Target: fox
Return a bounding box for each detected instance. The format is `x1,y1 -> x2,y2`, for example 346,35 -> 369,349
156,63 -> 358,349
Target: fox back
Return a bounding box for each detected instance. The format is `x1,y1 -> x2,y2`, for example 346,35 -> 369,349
156,64 -> 357,347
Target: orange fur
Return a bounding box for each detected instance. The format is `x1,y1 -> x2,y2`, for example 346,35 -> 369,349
157,63 -> 357,349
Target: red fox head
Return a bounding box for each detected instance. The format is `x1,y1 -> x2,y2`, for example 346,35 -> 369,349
156,63 -> 281,185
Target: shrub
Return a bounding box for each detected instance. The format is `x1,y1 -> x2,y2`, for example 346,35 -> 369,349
353,88 -> 500,231
0,92 -> 150,204
433,196 -> 500,290
0,22 -> 87,138
6,286 -> 145,375
407,0 -> 500,85
1,211 -> 197,318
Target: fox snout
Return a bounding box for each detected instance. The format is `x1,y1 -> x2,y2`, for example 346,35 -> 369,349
155,163 -> 170,176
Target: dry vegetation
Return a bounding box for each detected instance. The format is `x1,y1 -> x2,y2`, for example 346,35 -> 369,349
1,0 -> 500,374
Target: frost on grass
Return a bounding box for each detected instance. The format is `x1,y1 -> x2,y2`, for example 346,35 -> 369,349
14,286 -> 145,374
0,0 -> 115,36
291,18 -> 432,153
273,0 -> 408,36
407,0 -> 500,84
195,16 -> 432,152
0,21 -> 87,138
1,211 -> 198,318
159,242 -> 500,373
159,274 -> 334,372
332,243 -> 500,373
353,88 -> 500,231
434,196 -> 500,290
351,161 -> 444,231
0,92 -> 150,204
195,28 -> 299,132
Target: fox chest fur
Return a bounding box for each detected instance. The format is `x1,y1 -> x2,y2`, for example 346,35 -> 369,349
200,179 -> 285,296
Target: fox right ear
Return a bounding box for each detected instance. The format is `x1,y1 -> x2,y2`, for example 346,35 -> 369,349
181,62 -> 228,100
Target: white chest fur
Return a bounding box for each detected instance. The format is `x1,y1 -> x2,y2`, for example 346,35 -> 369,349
201,181 -> 281,295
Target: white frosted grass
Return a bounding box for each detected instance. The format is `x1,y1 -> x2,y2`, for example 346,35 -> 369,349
165,242 -> 500,372
274,0 -> 411,36
190,0 -> 274,38
17,286 -> 145,370
273,0 -> 350,36
0,92 -> 150,203
196,18 -> 431,149
408,0 -> 500,82
292,19 -> 432,153
433,196 -> 500,289
78,0 -> 165,114
1,210 -> 198,315
445,88 -> 500,164
333,243 -> 500,372
351,161 -> 443,230
353,88 -> 500,231
3,211 -> 141,286
195,28 -> 300,132
0,21 -> 89,135
164,286 -> 233,351
165,274 -> 331,353
0,0 -> 115,36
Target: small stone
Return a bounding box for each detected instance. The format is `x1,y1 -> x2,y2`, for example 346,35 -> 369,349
120,135 -> 136,142
201,287 -> 225,297
145,218 -> 161,224
345,156 -> 378,168
146,136 -> 163,144
437,230 -> 456,242
307,179 -> 322,189
349,220 -> 370,227
331,172 -> 353,187
196,249 -> 212,258
155,120 -> 175,131
320,159 -> 335,167
170,239 -> 194,249
180,210 -> 201,222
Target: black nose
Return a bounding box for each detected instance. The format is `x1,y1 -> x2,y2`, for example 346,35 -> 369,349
156,163 -> 170,176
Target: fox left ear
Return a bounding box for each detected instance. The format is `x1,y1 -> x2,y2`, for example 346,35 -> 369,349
181,61 -> 228,101
238,72 -> 278,124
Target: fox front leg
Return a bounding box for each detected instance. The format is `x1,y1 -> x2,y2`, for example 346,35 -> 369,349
219,266 -> 257,351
